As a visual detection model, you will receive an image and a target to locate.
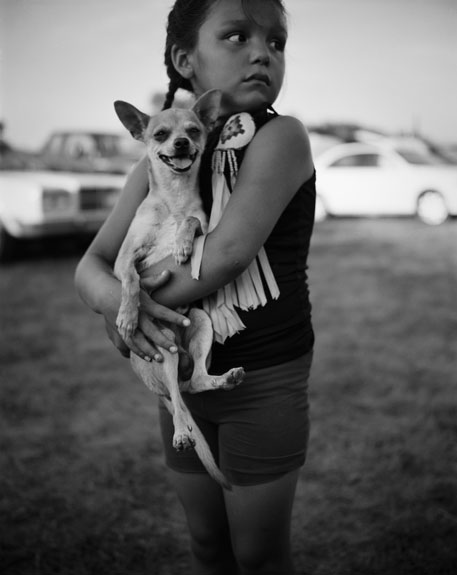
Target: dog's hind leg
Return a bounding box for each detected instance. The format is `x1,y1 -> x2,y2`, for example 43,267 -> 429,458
161,394 -> 231,490
180,308 -> 245,394
131,322 -> 231,488
153,327 -> 198,452
133,348 -> 195,450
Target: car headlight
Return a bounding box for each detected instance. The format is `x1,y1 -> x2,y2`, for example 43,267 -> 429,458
42,188 -> 73,213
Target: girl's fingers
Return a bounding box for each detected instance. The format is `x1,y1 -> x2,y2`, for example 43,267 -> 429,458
126,330 -> 162,363
140,292 -> 190,328
140,273 -> 190,328
104,318 -> 130,358
138,315 -> 179,355
133,274 -> 189,358
151,305 -> 190,328
111,334 -> 131,358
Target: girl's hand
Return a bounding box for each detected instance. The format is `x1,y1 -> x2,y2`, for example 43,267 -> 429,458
105,270 -> 190,363
104,316 -> 130,358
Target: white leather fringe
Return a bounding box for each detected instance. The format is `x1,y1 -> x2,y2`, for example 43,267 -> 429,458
190,113 -> 280,343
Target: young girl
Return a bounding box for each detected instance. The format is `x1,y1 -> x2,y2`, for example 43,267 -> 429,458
75,0 -> 315,573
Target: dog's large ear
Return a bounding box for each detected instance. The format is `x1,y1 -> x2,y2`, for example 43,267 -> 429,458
114,101 -> 150,141
192,89 -> 222,131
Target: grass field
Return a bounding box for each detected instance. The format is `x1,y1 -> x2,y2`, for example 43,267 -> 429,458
1,219 -> 456,575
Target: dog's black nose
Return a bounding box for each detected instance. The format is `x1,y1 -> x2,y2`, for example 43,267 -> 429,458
174,138 -> 190,151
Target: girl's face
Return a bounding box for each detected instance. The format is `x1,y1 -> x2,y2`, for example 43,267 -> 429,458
186,0 -> 287,116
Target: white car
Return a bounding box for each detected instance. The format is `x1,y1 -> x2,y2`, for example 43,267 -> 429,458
0,170 -> 126,260
313,142 -> 457,225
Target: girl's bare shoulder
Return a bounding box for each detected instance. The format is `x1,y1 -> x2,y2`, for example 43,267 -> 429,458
258,115 -> 311,152
245,114 -> 314,182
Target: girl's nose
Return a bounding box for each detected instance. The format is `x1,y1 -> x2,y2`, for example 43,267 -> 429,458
250,38 -> 270,66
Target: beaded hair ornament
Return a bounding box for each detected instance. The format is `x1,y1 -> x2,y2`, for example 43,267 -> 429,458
191,112 -> 280,343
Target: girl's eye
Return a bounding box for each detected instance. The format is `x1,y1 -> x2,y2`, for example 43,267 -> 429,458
270,38 -> 286,52
227,32 -> 247,44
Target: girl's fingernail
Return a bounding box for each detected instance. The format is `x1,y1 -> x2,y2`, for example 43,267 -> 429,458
154,354 -> 163,362
144,356 -> 152,362
183,319 -> 191,326
170,346 -> 178,353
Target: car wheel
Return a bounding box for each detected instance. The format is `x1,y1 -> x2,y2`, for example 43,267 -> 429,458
416,191 -> 449,225
0,221 -> 18,262
314,195 -> 327,223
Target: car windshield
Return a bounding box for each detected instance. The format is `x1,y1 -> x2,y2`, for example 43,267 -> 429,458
396,149 -> 446,165
95,134 -> 142,158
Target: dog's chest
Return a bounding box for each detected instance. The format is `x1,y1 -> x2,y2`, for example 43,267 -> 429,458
132,207 -> 177,254
130,197 -> 203,270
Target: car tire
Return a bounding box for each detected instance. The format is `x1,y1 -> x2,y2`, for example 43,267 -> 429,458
314,194 -> 327,223
416,190 -> 449,226
0,221 -> 18,262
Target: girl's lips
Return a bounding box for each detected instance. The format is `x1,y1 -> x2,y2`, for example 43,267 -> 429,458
244,73 -> 271,86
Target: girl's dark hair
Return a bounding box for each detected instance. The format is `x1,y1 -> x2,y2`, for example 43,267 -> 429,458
163,0 -> 286,110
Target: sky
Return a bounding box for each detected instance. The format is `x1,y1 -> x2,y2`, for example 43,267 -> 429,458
1,0 -> 456,149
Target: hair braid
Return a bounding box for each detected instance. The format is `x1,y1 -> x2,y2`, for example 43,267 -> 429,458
162,0 -> 213,109
162,78 -> 180,111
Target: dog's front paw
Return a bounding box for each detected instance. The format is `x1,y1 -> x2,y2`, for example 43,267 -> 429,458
116,309 -> 138,340
173,240 -> 193,265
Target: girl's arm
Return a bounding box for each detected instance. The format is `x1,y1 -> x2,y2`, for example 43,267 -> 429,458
74,155 -> 191,362
75,116 -> 313,361
141,115 -> 314,305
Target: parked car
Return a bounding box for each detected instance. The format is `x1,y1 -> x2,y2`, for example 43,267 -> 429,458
314,142 -> 457,225
38,131 -> 143,174
0,169 -> 125,261
0,147 -> 46,171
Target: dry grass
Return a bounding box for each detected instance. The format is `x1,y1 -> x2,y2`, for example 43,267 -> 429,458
1,219 -> 456,575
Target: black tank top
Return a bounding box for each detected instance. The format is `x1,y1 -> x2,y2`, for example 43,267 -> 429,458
199,109 -> 315,373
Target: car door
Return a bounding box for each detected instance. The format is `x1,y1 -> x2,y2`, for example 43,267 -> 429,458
319,151 -> 402,215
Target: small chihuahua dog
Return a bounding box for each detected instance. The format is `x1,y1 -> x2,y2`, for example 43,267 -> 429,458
113,90 -> 244,489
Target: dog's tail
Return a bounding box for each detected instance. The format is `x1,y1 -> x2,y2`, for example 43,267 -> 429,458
162,397 -> 232,491
187,409 -> 232,491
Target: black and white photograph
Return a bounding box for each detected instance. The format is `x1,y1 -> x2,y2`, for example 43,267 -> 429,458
1,1 -> 456,574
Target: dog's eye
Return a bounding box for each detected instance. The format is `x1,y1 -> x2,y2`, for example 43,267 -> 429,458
154,129 -> 169,140
188,127 -> 201,136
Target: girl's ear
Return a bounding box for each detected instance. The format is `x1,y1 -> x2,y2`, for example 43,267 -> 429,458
171,45 -> 194,80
